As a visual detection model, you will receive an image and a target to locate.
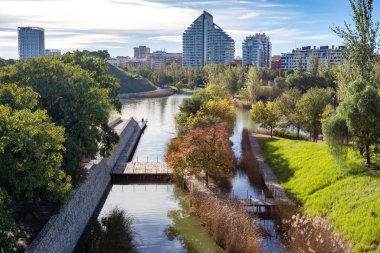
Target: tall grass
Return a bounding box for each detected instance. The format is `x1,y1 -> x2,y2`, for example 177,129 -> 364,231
258,137 -> 379,252
239,129 -> 267,189
189,190 -> 262,253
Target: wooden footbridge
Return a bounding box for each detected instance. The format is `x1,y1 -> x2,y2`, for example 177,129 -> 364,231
111,161 -> 276,215
111,161 -> 173,182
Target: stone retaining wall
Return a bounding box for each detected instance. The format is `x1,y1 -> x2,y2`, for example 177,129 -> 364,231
26,118 -> 142,253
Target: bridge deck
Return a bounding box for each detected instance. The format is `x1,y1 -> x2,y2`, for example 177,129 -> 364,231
113,162 -> 173,175
240,198 -> 275,207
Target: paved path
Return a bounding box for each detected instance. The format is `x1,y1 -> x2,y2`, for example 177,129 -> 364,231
112,120 -> 146,174
249,133 -> 292,204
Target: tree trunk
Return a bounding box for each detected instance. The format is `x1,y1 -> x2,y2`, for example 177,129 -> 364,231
297,128 -> 300,139
365,143 -> 371,167
270,127 -> 273,138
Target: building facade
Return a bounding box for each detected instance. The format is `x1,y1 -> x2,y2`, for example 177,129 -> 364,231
18,27 -> 45,60
242,33 -> 271,67
183,11 -> 235,67
271,55 -> 281,69
134,46 -> 150,59
147,51 -> 182,69
45,49 -> 61,57
280,45 -> 345,70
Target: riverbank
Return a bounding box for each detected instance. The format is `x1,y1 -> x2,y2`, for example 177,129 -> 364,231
118,88 -> 173,99
26,118 -> 144,253
256,136 -> 380,252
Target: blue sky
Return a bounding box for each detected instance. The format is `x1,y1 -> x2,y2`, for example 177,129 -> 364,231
0,0 -> 379,59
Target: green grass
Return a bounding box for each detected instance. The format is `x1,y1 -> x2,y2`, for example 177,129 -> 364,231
257,137 -> 380,253
107,64 -> 156,93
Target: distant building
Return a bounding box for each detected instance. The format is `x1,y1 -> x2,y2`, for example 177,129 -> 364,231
271,55 -> 281,69
234,57 -> 242,66
242,34 -> 271,68
18,27 -> 45,60
182,11 -> 235,67
134,46 -> 150,59
280,45 -> 345,70
147,51 -> 182,69
107,56 -> 131,65
45,49 -> 61,57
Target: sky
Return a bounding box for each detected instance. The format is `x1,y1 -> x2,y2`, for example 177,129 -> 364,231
0,0 -> 379,59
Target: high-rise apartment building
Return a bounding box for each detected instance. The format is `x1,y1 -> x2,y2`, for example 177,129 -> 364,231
134,46 -> 150,59
183,11 -> 235,67
18,27 -> 45,60
280,45 -> 345,70
242,34 -> 271,67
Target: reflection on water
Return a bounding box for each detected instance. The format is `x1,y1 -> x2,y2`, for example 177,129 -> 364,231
81,95 -> 283,253
230,107 -> 283,253
82,208 -> 137,253
95,184 -> 222,253
120,95 -> 189,162
98,184 -> 184,252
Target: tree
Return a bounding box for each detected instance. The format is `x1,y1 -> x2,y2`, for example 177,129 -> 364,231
0,105 -> 71,206
190,99 -> 236,135
307,54 -> 319,77
332,0 -> 379,82
174,90 -> 213,135
221,66 -> 244,95
294,56 -> 303,77
338,79 -> 380,165
0,83 -> 39,110
246,66 -> 262,102
323,114 -> 350,157
0,57 -> 118,184
251,101 -> 281,138
205,83 -> 230,99
176,123 -> 235,187
61,50 -> 121,111
297,88 -> 332,142
0,58 -> 6,67
275,89 -> 304,138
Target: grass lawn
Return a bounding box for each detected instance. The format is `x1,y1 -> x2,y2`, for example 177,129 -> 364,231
107,64 -> 156,93
257,137 -> 380,252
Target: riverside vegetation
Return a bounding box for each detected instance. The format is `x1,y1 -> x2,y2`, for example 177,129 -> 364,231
0,50 -> 120,251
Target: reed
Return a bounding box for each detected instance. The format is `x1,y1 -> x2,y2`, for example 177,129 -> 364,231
189,190 -> 262,253
239,128 -> 267,189
281,213 -> 352,253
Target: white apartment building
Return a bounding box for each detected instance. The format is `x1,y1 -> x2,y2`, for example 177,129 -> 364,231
182,11 -> 235,67
242,34 -> 272,68
280,45 -> 346,70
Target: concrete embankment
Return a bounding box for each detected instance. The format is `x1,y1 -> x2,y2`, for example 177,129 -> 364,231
249,133 -> 291,203
26,118 -> 144,253
117,88 -> 173,99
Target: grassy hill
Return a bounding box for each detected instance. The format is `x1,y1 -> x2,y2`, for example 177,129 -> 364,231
107,64 -> 156,94
257,137 -> 380,252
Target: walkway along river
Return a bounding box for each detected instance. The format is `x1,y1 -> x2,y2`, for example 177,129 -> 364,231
75,95 -> 282,253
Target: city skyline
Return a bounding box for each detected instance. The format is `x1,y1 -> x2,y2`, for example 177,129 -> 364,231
1,0 -> 380,59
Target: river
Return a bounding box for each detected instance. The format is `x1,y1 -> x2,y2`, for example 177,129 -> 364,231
76,95 -> 282,253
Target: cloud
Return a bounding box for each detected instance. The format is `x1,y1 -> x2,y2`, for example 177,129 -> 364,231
148,35 -> 182,43
239,12 -> 261,20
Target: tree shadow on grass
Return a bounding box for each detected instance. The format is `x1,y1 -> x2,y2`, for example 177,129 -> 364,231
256,137 -> 294,183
